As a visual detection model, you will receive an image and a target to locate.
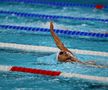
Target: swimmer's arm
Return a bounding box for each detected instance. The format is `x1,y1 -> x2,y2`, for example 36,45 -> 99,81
81,61 -> 108,68
50,22 -> 72,53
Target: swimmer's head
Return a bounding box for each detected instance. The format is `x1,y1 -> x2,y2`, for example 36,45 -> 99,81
58,50 -> 72,62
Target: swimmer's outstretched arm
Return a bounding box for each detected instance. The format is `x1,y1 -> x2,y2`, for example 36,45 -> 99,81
50,22 -> 73,54
83,62 -> 108,68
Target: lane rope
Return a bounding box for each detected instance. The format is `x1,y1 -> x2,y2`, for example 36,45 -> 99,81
0,10 -> 108,23
0,65 -> 108,83
0,0 -> 108,9
0,42 -> 108,57
0,25 -> 108,38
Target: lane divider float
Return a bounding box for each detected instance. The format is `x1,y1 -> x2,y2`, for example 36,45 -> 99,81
0,65 -> 108,83
0,0 -> 107,9
95,5 -> 104,9
0,42 -> 108,57
0,25 -> 108,38
0,10 -> 108,23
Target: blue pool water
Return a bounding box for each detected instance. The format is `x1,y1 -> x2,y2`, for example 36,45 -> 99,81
0,1 -> 108,90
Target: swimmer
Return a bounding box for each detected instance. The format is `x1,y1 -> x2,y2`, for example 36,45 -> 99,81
50,22 -> 108,68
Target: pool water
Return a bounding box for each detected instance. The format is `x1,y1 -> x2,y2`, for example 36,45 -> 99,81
0,1 -> 108,90
0,2 -> 108,32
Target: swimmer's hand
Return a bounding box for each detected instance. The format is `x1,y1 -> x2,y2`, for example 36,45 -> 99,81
84,61 -> 96,65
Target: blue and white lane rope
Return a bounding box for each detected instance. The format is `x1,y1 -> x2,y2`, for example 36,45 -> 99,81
0,10 -> 108,23
0,0 -> 108,9
0,65 -> 108,83
0,42 -> 108,57
0,25 -> 108,38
